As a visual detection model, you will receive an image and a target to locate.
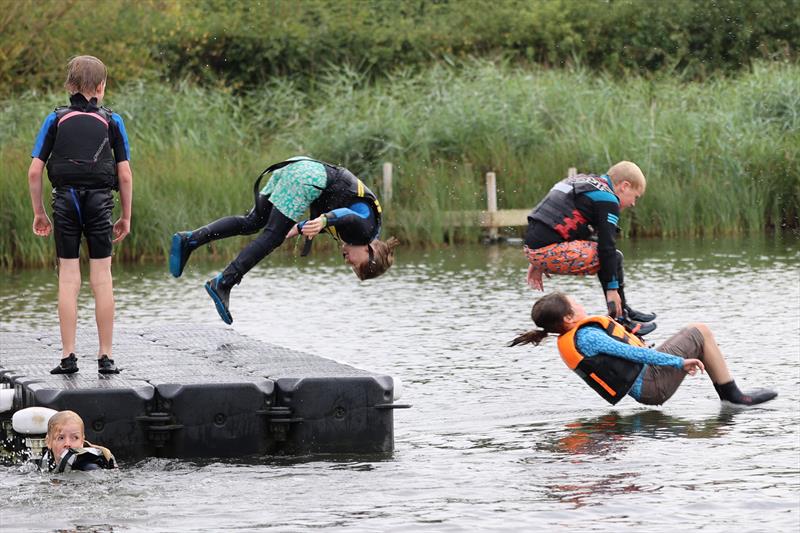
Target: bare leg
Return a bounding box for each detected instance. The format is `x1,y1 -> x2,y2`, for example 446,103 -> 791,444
89,257 -> 114,358
57,258 -> 81,357
688,322 -> 733,384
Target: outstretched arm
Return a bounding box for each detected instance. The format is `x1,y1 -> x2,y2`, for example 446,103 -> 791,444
576,326 -> 685,369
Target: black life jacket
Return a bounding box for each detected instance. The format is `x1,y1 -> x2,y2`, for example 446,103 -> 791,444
529,174 -> 615,240
557,316 -> 645,405
253,157 -> 383,245
39,443 -> 117,472
46,101 -> 118,190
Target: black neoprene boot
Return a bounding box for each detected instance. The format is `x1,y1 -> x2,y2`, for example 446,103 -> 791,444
97,355 -> 120,374
624,305 -> 657,323
608,300 -> 657,337
714,380 -> 777,406
51,353 -> 78,374
618,315 -> 657,337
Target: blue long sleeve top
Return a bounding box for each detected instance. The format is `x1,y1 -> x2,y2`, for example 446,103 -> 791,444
575,325 -> 685,400
296,202 -> 378,244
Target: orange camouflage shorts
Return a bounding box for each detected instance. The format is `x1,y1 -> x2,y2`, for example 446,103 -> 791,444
524,241 -> 600,276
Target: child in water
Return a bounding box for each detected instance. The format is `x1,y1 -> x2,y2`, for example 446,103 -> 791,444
40,410 -> 116,472
510,292 -> 777,406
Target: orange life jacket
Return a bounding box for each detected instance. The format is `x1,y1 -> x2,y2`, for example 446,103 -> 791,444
557,316 -> 645,405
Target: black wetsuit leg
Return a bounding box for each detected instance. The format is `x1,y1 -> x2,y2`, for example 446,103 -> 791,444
217,207 -> 296,288
614,249 -> 627,308
190,194 -> 273,248
601,249 -> 629,312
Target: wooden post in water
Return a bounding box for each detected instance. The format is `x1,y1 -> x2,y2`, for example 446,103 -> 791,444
382,162 -> 393,206
486,171 -> 498,241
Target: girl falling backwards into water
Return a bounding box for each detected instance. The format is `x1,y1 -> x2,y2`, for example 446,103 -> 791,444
170,156 -> 399,324
510,292 -> 777,406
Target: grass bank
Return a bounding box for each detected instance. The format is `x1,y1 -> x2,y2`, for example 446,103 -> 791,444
1,62 -> 798,268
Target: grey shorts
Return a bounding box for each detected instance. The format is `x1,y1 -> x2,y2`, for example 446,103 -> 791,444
638,326 -> 705,405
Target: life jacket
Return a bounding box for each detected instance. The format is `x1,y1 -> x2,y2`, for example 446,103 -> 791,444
46,101 -> 118,190
557,316 -> 645,405
528,174 -> 615,240
253,157 -> 383,245
39,441 -> 117,472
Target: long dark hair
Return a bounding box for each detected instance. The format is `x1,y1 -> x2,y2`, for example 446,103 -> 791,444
509,292 -> 573,347
355,237 -> 400,280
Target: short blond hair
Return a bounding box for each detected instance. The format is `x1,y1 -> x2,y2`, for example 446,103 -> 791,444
607,161 -> 646,192
46,410 -> 84,439
64,55 -> 107,95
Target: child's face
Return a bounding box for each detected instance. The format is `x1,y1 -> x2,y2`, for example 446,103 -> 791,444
567,296 -> 587,322
342,243 -> 371,274
617,181 -> 644,210
561,296 -> 587,331
46,421 -> 85,457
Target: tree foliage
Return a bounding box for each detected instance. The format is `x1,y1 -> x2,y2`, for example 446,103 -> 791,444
1,0 -> 797,93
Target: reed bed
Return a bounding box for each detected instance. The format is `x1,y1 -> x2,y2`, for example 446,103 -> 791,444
1,62 -> 797,267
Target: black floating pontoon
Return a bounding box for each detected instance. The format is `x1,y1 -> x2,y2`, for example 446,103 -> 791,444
0,325 -> 407,460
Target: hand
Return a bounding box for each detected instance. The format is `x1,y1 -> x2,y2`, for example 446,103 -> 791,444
683,358 -> 705,376
32,213 -> 52,237
606,290 -> 623,318
300,216 -> 326,238
527,264 -> 549,290
285,224 -> 300,239
112,218 -> 130,243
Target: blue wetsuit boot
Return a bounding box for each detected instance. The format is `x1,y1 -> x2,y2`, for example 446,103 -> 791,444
204,267 -> 241,325
170,231 -> 200,278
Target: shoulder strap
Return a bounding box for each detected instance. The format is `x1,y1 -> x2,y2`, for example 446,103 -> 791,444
97,106 -> 114,122
53,106 -> 70,120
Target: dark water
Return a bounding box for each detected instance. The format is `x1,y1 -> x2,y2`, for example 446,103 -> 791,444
1,236 -> 799,532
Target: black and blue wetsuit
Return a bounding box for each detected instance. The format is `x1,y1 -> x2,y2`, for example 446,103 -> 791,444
297,202 -> 380,245
31,93 -> 130,259
526,174 -> 624,292
183,158 -> 381,285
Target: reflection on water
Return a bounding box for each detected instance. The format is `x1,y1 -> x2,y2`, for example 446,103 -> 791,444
545,408 -> 738,458
1,236 -> 799,532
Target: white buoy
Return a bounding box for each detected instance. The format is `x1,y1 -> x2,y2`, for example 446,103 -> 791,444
392,377 -> 403,401
0,389 -> 13,413
12,407 -> 58,435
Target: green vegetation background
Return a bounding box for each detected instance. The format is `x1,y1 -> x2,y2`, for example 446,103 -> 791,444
1,0 -> 798,267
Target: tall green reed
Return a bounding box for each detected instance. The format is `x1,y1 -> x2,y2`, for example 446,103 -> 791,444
1,62 -> 797,267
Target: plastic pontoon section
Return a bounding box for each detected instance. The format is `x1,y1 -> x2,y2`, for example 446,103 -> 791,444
0,326 -> 404,460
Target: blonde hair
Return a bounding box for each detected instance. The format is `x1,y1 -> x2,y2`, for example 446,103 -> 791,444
64,55 -> 107,95
355,237 -> 400,280
45,410 -> 85,445
607,161 -> 646,192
